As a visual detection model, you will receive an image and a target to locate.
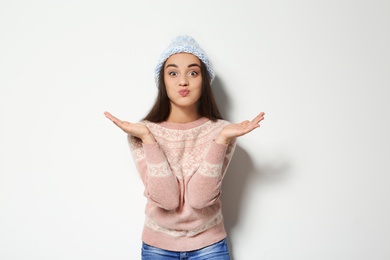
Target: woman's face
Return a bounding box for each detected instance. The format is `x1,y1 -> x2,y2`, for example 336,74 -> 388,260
164,53 -> 203,112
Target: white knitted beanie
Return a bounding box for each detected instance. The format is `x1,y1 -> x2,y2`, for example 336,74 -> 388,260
154,35 -> 215,87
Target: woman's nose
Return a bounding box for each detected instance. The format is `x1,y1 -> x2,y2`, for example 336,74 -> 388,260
179,75 -> 189,87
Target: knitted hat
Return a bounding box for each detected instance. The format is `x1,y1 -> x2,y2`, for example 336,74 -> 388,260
154,35 -> 215,87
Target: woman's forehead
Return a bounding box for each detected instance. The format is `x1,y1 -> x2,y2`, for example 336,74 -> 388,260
165,53 -> 201,66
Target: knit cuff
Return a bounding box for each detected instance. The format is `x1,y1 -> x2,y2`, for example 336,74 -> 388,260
205,141 -> 228,164
143,143 -> 166,164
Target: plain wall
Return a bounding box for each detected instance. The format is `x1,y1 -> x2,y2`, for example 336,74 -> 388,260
1,0 -> 389,259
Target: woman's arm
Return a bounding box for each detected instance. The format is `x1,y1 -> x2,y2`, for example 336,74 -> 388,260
132,139 -> 180,210
187,112 -> 265,209
105,112 -> 180,210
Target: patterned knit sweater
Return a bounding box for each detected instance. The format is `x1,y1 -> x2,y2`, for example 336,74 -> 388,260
128,117 -> 236,251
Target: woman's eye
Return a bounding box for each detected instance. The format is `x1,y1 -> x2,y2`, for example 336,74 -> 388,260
169,71 -> 177,76
189,71 -> 198,76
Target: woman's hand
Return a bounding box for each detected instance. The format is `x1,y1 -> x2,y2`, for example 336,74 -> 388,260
215,112 -> 265,144
104,111 -> 156,144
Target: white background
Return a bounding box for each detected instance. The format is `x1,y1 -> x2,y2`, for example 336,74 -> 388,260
1,0 -> 389,259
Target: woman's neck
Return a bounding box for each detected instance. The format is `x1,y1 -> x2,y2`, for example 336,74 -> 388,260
166,107 -> 201,124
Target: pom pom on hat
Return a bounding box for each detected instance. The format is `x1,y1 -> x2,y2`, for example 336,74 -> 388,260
154,35 -> 215,87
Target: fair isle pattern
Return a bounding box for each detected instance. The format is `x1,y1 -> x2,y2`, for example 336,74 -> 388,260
157,120 -> 224,178
147,161 -> 171,176
160,145 -> 208,177
128,120 -> 235,178
197,161 -> 223,177
128,136 -> 144,162
144,120 -> 226,144
128,118 -> 237,251
143,120 -> 231,177
145,210 -> 223,237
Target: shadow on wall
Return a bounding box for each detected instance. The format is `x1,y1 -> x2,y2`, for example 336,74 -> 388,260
221,145 -> 254,230
213,76 -> 255,233
221,145 -> 290,259
213,76 -> 290,259
222,148 -> 290,230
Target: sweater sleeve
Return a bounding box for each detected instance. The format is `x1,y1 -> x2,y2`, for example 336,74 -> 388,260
186,139 -> 236,209
128,135 -> 179,210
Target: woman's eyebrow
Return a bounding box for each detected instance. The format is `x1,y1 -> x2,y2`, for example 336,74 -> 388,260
165,64 -> 178,68
165,63 -> 201,69
188,63 -> 201,68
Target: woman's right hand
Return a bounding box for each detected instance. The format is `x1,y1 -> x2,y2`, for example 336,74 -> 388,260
104,111 -> 156,144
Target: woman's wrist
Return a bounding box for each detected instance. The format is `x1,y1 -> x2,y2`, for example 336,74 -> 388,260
141,133 -> 156,144
214,135 -> 231,145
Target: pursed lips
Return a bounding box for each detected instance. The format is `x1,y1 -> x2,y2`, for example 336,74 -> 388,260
179,89 -> 190,97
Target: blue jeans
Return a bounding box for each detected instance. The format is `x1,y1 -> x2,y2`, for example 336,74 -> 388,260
141,239 -> 230,260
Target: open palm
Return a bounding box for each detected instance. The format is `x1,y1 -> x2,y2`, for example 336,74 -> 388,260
104,111 -> 151,140
216,112 -> 265,143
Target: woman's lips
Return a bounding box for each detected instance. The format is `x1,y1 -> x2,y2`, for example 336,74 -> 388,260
179,89 -> 190,97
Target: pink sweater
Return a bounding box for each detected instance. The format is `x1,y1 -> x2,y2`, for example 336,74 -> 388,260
128,117 -> 236,251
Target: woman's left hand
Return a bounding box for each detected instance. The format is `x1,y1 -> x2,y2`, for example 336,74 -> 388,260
215,112 -> 265,144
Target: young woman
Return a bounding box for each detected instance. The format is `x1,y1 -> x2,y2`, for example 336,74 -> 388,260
104,36 -> 265,260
